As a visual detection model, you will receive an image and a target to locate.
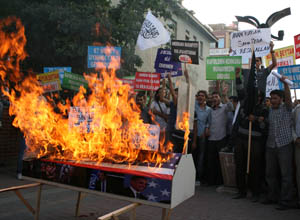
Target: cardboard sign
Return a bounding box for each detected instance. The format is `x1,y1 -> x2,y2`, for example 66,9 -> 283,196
135,72 -> 160,91
230,28 -> 271,58
88,46 -> 121,69
266,71 -> 280,97
171,40 -> 199,64
294,34 -> 300,59
37,70 -> 61,93
206,56 -> 242,80
278,65 -> 300,89
265,45 -> 295,68
154,48 -> 183,78
44,67 -> 71,84
62,72 -> 88,91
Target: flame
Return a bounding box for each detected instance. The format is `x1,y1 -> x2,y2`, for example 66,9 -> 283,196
0,17 -> 175,166
178,112 -> 190,154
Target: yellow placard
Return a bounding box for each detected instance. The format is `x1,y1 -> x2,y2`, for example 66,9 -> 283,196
264,45 -> 295,67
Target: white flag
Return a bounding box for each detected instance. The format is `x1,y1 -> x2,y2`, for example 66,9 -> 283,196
136,11 -> 170,50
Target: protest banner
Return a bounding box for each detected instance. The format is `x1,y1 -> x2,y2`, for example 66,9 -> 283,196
171,40 -> 199,64
37,70 -> 61,93
135,72 -> 160,91
44,67 -> 71,84
265,45 -> 295,67
278,65 -> 300,90
120,78 -> 135,90
230,28 -> 271,58
206,56 -> 242,80
154,48 -> 183,78
266,71 -> 280,97
294,34 -> 300,59
88,46 -> 121,69
62,72 -> 88,91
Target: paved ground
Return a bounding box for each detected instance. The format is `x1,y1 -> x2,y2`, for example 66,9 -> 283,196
0,165 -> 300,220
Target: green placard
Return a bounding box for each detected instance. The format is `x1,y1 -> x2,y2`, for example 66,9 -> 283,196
206,56 -> 242,80
62,72 -> 88,91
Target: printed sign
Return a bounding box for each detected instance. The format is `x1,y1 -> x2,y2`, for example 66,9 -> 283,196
266,71 -> 280,97
44,67 -> 71,84
37,70 -> 61,93
278,65 -> 300,89
88,46 -> 121,69
120,78 -> 135,90
171,40 -> 199,64
230,28 -> 271,58
206,56 -> 242,80
68,107 -> 96,133
135,72 -> 160,91
145,124 -> 160,151
154,49 -> 183,78
294,34 -> 300,59
62,72 -> 88,91
265,45 -> 295,68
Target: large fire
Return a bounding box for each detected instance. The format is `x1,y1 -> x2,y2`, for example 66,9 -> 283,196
0,17 -> 190,166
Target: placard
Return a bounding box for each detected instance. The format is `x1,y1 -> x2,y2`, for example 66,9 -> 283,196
294,34 -> 300,59
230,28 -> 271,58
62,72 -> 88,91
278,65 -> 300,89
134,72 -> 160,91
171,40 -> 199,64
265,45 -> 295,67
154,48 -> 183,78
37,70 -> 61,93
266,71 -> 280,97
88,46 -> 121,69
120,78 -> 135,90
206,56 -> 242,80
44,67 -> 71,84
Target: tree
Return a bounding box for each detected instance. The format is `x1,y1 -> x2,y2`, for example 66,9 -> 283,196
0,0 -> 183,76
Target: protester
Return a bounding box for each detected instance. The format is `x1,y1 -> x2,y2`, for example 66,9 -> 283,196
232,68 -> 268,201
241,42 -> 277,96
136,91 -> 152,124
150,87 -> 169,132
264,97 -> 271,109
263,76 -> 298,210
16,134 -> 27,180
206,86 -> 233,186
192,90 -> 211,185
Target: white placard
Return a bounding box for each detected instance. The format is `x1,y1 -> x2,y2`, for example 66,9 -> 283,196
266,71 -> 280,97
146,124 -> 160,151
230,28 -> 271,58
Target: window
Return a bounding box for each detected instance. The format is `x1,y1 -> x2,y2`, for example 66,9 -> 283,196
210,42 -> 216,49
218,38 -> 225,48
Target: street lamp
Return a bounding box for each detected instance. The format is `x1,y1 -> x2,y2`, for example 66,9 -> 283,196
235,7 -> 291,40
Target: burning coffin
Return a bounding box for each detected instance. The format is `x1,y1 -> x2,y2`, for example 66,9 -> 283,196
23,153 -> 195,209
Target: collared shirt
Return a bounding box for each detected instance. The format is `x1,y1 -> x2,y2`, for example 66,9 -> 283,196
293,104 -> 300,139
267,103 -> 293,148
208,102 -> 233,141
194,103 -> 211,137
150,101 -> 170,130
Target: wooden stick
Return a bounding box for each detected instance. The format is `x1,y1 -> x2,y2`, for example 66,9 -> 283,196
161,208 -> 171,220
246,121 -> 252,174
0,183 -> 41,193
34,184 -> 42,220
14,190 -> 35,214
98,203 -> 140,220
75,192 -> 82,217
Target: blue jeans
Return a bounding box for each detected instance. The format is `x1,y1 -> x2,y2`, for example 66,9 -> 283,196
17,136 -> 27,173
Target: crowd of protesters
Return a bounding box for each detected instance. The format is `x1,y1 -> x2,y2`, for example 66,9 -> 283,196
134,42 -> 300,210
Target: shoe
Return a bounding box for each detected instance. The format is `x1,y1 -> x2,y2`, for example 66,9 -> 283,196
17,173 -> 22,180
233,193 -> 246,199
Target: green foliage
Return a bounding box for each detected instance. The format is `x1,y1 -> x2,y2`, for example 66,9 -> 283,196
0,0 -> 183,77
